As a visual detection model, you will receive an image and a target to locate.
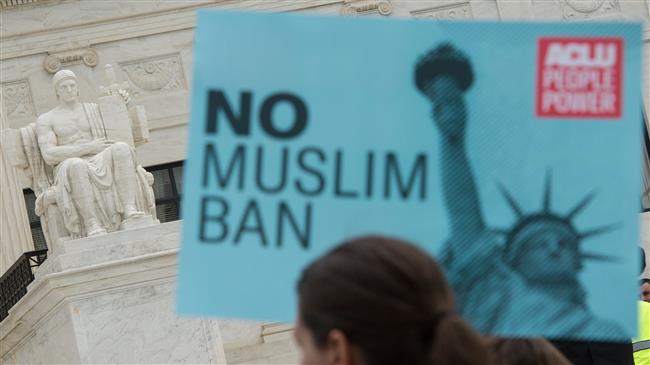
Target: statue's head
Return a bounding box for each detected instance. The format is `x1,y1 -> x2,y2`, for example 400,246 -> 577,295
499,172 -> 618,284
505,214 -> 582,283
53,69 -> 79,102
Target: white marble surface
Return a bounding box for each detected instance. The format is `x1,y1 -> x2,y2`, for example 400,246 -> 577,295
225,323 -> 299,365
73,281 -> 221,364
2,27 -> 195,169
0,220 -> 293,364
0,221 -> 228,364
0,93 -> 34,275
5,303 -> 82,364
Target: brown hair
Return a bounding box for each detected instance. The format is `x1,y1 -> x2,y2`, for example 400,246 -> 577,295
488,337 -> 571,365
297,235 -> 490,365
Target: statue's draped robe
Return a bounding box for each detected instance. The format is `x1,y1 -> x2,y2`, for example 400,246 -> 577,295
441,232 -> 625,339
45,103 -> 155,238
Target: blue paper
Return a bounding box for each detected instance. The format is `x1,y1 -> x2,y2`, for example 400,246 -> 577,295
178,10 -> 642,341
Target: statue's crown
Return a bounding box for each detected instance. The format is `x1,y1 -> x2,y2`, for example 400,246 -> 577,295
499,172 -> 618,266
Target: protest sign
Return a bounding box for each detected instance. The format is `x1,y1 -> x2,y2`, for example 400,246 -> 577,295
178,11 -> 642,340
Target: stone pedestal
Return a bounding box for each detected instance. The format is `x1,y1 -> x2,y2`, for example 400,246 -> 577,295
0,222 -> 227,364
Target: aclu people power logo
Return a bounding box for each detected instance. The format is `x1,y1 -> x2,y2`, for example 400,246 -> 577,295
536,37 -> 623,118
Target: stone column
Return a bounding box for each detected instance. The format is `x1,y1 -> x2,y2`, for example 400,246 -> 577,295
0,92 -> 34,276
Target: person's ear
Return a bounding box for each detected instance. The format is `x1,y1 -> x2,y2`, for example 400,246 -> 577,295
325,329 -> 355,365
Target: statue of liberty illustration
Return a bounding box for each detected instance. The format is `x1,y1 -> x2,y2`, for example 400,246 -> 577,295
414,43 -> 624,338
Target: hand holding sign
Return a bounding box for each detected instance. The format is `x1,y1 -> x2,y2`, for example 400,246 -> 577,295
415,44 -> 474,143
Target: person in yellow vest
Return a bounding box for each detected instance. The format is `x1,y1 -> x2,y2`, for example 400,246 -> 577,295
635,246 -> 650,365
634,297 -> 650,364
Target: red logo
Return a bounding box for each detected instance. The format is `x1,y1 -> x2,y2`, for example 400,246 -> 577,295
536,37 -> 623,119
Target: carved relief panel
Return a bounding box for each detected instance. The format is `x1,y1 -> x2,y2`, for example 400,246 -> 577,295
340,0 -> 393,16
559,0 -> 620,19
1,80 -> 36,120
411,2 -> 474,20
0,0 -> 43,9
119,53 -> 187,95
43,48 -> 98,74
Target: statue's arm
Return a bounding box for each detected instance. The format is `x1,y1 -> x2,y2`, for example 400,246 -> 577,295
36,115 -> 94,166
429,77 -> 486,243
440,137 -> 485,239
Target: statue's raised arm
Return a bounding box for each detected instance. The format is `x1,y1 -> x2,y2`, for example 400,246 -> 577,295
415,44 -> 486,246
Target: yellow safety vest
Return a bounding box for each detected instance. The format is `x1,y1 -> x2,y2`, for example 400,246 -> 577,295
634,301 -> 650,365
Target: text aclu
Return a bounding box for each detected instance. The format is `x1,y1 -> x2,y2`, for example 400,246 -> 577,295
544,42 -> 618,67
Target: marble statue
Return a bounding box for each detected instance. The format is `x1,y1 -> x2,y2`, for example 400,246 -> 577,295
31,69 -> 156,238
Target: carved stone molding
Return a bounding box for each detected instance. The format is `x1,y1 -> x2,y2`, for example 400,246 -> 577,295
560,0 -> 620,19
1,80 -> 36,119
119,53 -> 187,94
0,0 -> 43,9
411,2 -> 473,20
340,0 -> 392,16
43,48 -> 98,74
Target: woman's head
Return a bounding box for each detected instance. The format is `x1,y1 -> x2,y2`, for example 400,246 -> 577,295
295,235 -> 489,365
488,337 -> 571,365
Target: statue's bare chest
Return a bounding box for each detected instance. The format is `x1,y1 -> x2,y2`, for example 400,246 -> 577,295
50,107 -> 93,142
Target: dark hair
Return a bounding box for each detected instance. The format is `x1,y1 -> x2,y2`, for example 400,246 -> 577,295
297,235 -> 490,365
488,337 -> 571,365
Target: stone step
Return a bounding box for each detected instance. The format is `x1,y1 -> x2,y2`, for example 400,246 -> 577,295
262,322 -> 295,343
225,335 -> 299,365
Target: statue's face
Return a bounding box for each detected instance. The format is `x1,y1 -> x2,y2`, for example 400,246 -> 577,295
55,78 -> 79,103
510,221 -> 581,283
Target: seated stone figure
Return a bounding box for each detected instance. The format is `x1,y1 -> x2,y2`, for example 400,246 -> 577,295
33,69 -> 156,238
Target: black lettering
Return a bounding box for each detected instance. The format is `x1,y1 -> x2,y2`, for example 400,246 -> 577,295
234,199 -> 268,247
295,147 -> 326,196
206,90 -> 252,135
334,150 -> 358,198
277,201 -> 312,249
366,151 -> 374,198
259,93 -> 308,139
202,143 -> 246,190
255,146 -> 288,194
384,153 -> 427,200
200,196 -> 229,243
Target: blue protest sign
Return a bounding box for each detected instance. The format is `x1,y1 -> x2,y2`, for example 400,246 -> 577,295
178,10 -> 642,340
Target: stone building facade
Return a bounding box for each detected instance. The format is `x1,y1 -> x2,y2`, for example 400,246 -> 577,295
1,1 -> 649,364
